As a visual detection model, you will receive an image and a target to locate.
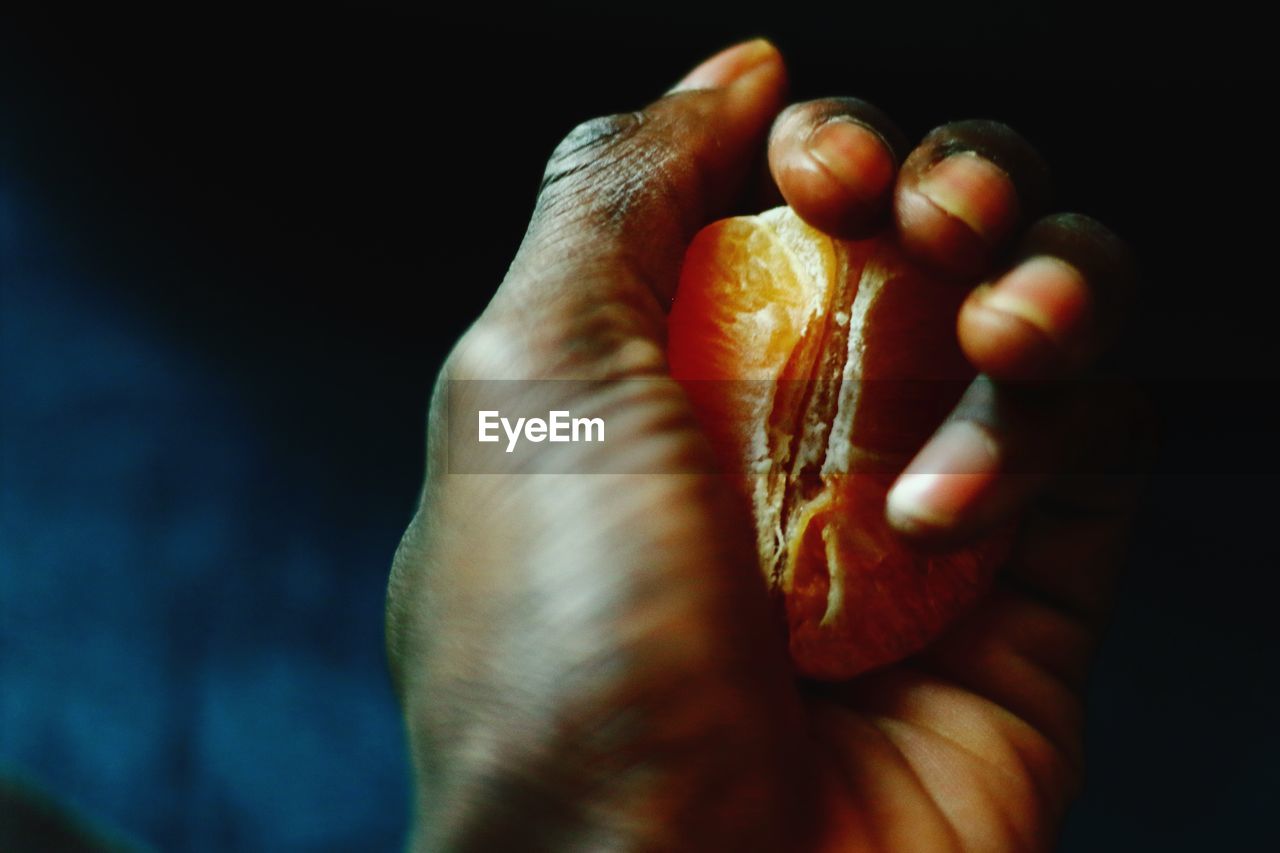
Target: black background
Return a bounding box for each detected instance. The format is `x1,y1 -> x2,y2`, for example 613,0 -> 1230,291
2,5 -> 1277,850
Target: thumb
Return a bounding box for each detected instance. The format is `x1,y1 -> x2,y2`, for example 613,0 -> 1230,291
508,39 -> 787,304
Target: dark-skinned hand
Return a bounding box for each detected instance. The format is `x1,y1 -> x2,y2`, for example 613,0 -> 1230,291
387,39 -> 1146,852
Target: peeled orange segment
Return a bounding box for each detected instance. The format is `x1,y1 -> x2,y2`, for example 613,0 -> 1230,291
668,206 -> 1005,680
667,210 -> 836,477
784,474 -> 1008,679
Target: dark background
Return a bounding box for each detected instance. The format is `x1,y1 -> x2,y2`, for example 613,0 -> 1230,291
2,5 -> 1276,850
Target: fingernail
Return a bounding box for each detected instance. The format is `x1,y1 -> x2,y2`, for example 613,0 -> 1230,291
807,118 -> 895,200
886,420 -> 1000,534
670,38 -> 779,93
973,255 -> 1092,348
916,152 -> 1018,244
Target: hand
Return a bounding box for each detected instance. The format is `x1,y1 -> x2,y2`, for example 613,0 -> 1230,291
386,39 -> 1148,851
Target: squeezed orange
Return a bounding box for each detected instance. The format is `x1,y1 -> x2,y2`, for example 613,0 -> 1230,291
668,207 -> 1006,679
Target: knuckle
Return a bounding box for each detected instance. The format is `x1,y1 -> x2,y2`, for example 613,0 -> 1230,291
812,95 -> 881,118
926,118 -> 1023,149
1038,212 -> 1131,266
1024,212 -> 1137,290
535,108 -> 693,238
540,111 -> 644,195
440,319 -> 522,383
773,98 -> 906,160
1035,211 -> 1112,239
919,119 -> 1052,210
814,97 -> 905,152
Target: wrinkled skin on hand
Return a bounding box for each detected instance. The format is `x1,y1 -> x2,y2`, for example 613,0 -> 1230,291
386,40 -> 1148,852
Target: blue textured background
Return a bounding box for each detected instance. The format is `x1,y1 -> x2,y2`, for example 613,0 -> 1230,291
0,182 -> 413,849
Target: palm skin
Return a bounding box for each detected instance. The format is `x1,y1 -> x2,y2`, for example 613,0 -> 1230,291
387,40 -> 1144,852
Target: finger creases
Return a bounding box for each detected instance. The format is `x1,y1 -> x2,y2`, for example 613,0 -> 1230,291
516,41 -> 787,308
767,97 -> 908,239
959,214 -> 1137,380
893,120 -> 1051,278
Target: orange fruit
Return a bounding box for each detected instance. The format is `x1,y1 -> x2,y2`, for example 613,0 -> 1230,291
668,207 -> 1007,680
